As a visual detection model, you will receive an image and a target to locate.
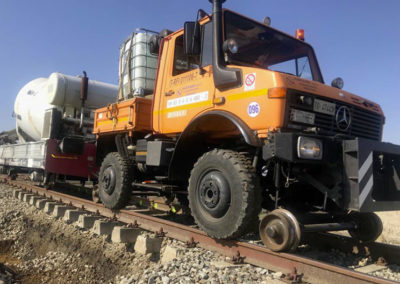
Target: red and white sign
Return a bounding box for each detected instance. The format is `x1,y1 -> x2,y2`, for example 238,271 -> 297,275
244,73 -> 256,91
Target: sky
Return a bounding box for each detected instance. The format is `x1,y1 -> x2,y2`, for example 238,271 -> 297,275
0,0 -> 399,144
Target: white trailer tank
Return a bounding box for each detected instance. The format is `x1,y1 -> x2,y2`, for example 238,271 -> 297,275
14,72 -> 118,142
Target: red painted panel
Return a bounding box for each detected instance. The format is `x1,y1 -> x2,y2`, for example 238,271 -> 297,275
44,139 -> 98,178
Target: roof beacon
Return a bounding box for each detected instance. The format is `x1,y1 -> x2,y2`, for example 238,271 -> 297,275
296,29 -> 305,41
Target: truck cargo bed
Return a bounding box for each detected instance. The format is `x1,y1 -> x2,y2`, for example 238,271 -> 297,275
93,97 -> 152,134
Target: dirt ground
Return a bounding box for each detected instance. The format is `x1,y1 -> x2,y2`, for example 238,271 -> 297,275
376,211 -> 400,245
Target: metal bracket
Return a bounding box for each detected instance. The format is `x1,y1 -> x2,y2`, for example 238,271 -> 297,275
128,220 -> 140,228
231,251 -> 245,264
155,227 -> 166,238
376,256 -> 387,266
185,237 -> 198,248
284,267 -> 303,283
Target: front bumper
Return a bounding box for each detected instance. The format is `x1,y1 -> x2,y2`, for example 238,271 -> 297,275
262,133 -> 400,212
343,138 -> 400,212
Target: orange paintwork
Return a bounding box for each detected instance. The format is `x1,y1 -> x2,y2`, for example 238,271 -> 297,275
93,97 -> 152,135
94,13 -> 384,140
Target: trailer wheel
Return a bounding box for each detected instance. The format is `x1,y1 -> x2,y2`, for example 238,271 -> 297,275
98,152 -> 132,210
188,149 -> 261,239
348,212 -> 383,242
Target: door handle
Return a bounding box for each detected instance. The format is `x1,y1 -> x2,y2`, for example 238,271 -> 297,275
165,90 -> 175,96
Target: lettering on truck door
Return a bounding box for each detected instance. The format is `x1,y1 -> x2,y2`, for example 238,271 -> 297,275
158,22 -> 215,134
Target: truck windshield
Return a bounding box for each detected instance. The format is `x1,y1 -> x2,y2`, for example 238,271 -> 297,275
224,11 -> 323,83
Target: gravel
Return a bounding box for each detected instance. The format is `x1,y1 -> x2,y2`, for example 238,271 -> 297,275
1,182 -> 400,283
115,239 -> 275,284
0,184 -> 278,283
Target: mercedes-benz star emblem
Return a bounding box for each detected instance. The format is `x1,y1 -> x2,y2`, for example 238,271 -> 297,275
336,106 -> 351,131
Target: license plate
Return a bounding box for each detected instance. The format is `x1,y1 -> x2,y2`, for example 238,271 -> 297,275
290,109 -> 315,125
313,99 -> 336,116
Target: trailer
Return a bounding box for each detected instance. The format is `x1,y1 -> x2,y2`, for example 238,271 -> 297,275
1,72 -> 117,183
0,139 -> 96,182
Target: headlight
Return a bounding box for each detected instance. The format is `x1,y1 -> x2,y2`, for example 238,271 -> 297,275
297,136 -> 323,160
298,95 -> 313,106
290,109 -> 315,125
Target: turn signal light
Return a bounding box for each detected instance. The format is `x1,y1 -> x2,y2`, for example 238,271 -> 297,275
268,87 -> 287,98
213,97 -> 226,105
296,29 -> 305,41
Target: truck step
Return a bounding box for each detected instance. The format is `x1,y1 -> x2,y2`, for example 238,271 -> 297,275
131,191 -> 160,196
132,182 -> 180,192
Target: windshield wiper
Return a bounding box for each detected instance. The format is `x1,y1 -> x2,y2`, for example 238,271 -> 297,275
298,60 -> 308,77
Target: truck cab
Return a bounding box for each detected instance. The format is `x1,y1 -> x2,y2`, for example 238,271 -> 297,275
93,0 -> 400,251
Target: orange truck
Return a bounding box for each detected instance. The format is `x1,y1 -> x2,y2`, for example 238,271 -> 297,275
93,0 -> 400,251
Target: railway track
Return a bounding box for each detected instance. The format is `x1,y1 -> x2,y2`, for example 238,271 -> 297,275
1,178 -> 399,284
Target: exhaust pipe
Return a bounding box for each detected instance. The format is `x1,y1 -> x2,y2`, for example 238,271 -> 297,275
209,0 -> 242,90
80,71 -> 89,129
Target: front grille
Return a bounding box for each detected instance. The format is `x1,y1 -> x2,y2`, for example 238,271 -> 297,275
286,92 -> 383,141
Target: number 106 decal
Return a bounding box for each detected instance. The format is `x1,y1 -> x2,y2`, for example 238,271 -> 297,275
247,102 -> 260,117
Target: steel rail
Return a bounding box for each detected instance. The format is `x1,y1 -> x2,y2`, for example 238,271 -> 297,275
2,179 -> 397,284
303,233 -> 400,266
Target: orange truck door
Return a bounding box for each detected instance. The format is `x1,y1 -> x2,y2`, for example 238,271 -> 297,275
157,25 -> 215,135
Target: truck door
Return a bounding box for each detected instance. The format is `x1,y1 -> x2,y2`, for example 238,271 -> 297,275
157,22 -> 214,134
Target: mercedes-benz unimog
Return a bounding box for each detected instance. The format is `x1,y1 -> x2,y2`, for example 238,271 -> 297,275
93,0 -> 400,251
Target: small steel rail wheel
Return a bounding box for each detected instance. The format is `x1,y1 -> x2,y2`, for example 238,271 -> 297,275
98,152 -> 132,210
92,185 -> 101,203
188,149 -> 261,239
259,211 -> 292,252
176,194 -> 191,214
273,209 -> 301,251
348,212 -> 383,242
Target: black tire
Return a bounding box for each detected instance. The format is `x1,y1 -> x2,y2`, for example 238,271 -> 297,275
348,212 -> 383,242
98,152 -> 132,210
188,149 -> 262,239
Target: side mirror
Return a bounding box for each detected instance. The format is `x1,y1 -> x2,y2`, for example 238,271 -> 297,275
183,21 -> 201,56
331,77 -> 344,89
149,34 -> 160,54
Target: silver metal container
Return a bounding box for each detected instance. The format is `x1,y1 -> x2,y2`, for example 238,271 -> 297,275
0,141 -> 46,169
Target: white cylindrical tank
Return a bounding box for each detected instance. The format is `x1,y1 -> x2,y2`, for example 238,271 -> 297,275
14,77 -> 53,142
14,72 -> 117,142
46,72 -> 118,109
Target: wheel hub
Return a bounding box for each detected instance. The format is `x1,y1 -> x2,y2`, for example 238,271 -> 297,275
200,180 -> 220,208
266,226 -> 278,238
102,166 -> 116,195
198,171 -> 231,218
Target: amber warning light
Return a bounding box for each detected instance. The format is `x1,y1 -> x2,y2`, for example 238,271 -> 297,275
296,29 -> 305,41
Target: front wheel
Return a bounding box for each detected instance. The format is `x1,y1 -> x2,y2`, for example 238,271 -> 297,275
98,152 -> 132,210
188,149 -> 261,239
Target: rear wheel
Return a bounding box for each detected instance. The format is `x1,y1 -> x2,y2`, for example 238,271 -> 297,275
99,152 -> 132,210
188,149 -> 261,239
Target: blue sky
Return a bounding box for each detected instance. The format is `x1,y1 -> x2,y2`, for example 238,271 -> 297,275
0,0 -> 399,143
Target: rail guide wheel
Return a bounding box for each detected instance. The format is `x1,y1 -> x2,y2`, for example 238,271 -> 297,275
92,185 -> 101,203
259,209 -> 301,252
348,212 -> 383,242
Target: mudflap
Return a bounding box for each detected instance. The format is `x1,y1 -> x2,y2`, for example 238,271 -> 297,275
343,138 -> 400,212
